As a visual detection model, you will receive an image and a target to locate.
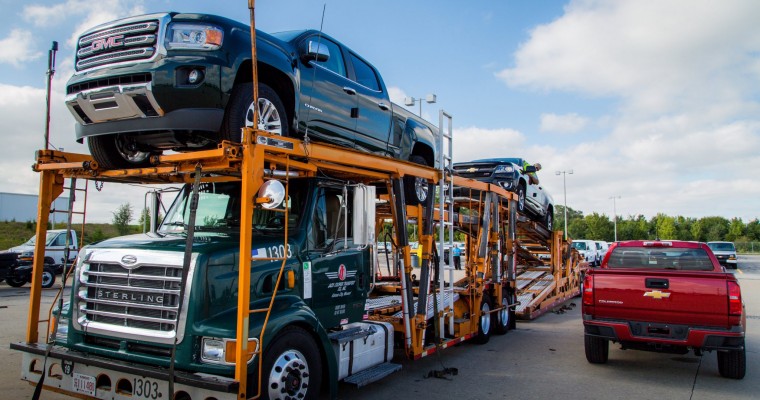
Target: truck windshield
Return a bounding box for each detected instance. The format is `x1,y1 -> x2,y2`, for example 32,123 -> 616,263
708,242 -> 735,252
159,181 -> 307,234
607,247 -> 714,271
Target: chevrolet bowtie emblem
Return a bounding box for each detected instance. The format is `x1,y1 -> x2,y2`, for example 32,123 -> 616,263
467,167 -> 477,172
643,290 -> 671,300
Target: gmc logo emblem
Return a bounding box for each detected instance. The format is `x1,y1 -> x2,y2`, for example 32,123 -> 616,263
91,35 -> 124,51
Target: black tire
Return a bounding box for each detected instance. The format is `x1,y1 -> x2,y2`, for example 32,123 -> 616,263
41,268 -> 56,289
545,210 -> 553,231
493,290 -> 515,335
88,134 -> 154,170
261,326 -> 322,400
44,257 -> 55,265
222,83 -> 289,143
717,348 -> 746,379
6,276 -> 26,287
516,183 -> 526,213
584,334 -> 609,364
473,293 -> 493,344
403,155 -> 431,206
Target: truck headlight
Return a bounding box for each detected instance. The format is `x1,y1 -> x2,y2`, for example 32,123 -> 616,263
201,337 -> 259,365
166,23 -> 223,50
494,165 -> 515,173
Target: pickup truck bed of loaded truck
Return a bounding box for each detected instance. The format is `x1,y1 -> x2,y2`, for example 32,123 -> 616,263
582,240 -> 746,379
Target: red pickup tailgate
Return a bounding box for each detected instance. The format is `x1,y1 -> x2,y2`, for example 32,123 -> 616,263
591,269 -> 730,327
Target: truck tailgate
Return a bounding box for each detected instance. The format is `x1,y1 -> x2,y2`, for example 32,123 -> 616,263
591,269 -> 729,327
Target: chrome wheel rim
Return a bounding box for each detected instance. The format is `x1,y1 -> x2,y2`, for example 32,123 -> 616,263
546,214 -> 553,231
42,272 -> 53,287
414,177 -> 428,203
246,97 -> 283,134
268,349 -> 310,399
115,135 -> 150,163
480,301 -> 491,334
498,297 -> 509,328
517,189 -> 525,211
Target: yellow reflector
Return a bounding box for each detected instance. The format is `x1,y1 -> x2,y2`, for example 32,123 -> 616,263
224,339 -> 258,363
287,270 -> 295,288
206,29 -> 223,46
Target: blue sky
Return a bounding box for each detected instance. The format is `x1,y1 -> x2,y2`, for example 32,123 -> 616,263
0,0 -> 759,223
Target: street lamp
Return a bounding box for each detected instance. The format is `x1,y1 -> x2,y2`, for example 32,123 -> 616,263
555,169 -> 573,239
609,195 -> 621,242
404,94 -> 437,117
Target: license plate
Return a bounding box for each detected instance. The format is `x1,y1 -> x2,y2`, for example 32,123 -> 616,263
72,372 -> 96,396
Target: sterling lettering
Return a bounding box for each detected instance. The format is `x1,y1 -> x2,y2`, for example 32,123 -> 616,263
97,289 -> 163,304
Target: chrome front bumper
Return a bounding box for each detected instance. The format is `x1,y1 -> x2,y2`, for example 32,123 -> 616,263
65,83 -> 164,125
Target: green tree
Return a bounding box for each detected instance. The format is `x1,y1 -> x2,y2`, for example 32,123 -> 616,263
726,218 -> 745,241
746,219 -> 760,241
617,215 -> 649,240
112,203 -> 134,236
652,213 -> 677,239
584,213 -> 613,241
554,205 -> 584,236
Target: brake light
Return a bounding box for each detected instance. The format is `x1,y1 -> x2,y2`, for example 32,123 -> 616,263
582,274 -> 594,306
643,241 -> 672,247
728,281 -> 742,316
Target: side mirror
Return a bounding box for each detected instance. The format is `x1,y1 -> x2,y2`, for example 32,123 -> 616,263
301,40 -> 330,63
524,165 -> 537,173
352,185 -> 376,246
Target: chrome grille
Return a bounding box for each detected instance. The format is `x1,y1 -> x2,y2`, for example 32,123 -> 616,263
78,261 -> 182,333
75,20 -> 159,71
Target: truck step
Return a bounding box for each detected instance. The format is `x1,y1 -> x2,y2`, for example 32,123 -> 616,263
343,362 -> 402,388
328,326 -> 374,344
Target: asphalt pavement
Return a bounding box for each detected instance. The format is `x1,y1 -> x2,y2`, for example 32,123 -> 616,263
1,256 -> 758,399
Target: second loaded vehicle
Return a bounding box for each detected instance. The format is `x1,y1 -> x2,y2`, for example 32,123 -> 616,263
65,12 -> 437,204
453,158 -> 554,229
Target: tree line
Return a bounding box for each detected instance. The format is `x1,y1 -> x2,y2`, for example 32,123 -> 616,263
555,205 -> 760,245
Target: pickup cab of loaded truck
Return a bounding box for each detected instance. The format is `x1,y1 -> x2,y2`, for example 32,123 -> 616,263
582,240 -> 746,379
64,12 -> 437,204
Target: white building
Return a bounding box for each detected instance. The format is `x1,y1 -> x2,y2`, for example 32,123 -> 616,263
0,192 -> 70,224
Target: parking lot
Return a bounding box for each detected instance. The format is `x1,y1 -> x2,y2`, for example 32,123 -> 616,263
1,256 -> 758,400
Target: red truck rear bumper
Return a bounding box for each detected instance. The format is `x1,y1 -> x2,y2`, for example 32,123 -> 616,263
583,317 -> 744,351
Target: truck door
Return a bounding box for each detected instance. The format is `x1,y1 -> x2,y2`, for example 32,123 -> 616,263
305,186 -> 369,329
347,51 -> 392,155
297,36 -> 357,149
47,232 -> 74,265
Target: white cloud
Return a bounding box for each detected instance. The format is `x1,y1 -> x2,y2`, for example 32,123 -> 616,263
453,126 -> 526,163
0,29 -> 43,67
387,86 -> 407,106
540,113 -> 589,133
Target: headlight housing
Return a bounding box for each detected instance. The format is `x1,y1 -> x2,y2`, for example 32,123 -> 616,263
494,165 -> 515,173
166,23 -> 223,50
201,337 -> 259,365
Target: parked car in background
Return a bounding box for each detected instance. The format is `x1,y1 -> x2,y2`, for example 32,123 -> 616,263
0,251 -> 56,288
7,229 -> 79,274
572,239 -> 598,266
707,241 -> 738,269
453,158 -> 554,229
594,241 -> 609,265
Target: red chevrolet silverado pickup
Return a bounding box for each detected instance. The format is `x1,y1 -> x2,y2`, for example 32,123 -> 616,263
582,240 -> 746,379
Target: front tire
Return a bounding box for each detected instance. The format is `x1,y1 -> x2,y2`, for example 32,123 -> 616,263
6,276 -> 26,287
473,293 -> 493,344
717,347 -> 746,379
88,134 -> 154,170
404,155 -> 431,206
584,334 -> 609,364
545,210 -> 553,231
261,326 -> 322,400
493,290 -> 515,335
516,183 -> 526,213
41,268 -> 56,289
222,83 -> 288,143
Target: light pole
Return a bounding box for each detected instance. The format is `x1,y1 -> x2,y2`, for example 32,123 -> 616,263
404,94 -> 437,117
555,169 -> 573,239
609,195 -> 621,242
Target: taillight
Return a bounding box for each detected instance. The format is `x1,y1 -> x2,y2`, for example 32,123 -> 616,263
582,274 -> 594,306
728,281 -> 742,316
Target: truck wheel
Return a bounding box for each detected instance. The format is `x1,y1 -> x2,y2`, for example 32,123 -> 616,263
6,276 -> 27,287
545,211 -> 553,231
41,268 -> 56,289
717,348 -> 746,379
404,155 -> 430,206
473,293 -> 493,344
88,134 -> 154,169
222,83 -> 289,143
516,183 -> 526,213
493,290 -> 515,335
262,326 -> 322,400
584,335 -> 609,364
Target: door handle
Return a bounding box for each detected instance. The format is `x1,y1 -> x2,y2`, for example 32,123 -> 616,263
645,278 -> 669,289
342,87 -> 356,95
377,102 -> 390,111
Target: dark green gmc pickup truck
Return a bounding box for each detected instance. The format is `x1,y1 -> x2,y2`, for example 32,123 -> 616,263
65,12 -> 436,203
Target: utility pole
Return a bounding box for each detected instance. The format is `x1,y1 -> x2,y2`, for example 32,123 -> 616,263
609,195 -> 621,242
555,170 -> 573,239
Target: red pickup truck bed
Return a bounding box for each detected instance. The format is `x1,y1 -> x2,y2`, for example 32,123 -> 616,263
582,240 -> 746,379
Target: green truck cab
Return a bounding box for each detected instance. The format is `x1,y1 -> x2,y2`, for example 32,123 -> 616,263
65,12 -> 436,204
52,177 -> 383,399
